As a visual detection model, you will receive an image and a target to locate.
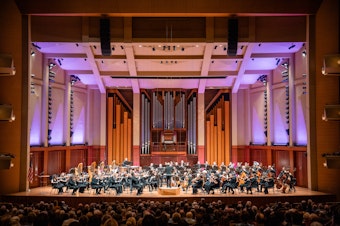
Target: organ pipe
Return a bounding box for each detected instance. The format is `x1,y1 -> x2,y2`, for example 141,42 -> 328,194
141,94 -> 145,154
152,92 -> 156,128
182,93 -> 185,128
146,98 -> 150,154
205,92 -> 230,165
192,95 -> 197,154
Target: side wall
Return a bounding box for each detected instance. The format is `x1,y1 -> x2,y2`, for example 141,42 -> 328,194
0,0 -> 24,194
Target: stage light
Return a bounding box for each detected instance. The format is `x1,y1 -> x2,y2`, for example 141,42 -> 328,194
302,50 -> 307,57
32,43 -> 41,49
288,44 -> 296,50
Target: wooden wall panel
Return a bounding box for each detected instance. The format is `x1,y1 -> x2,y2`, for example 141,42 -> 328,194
48,150 -> 66,175
273,149 -> 290,173
69,149 -> 87,169
294,151 -> 307,187
250,148 -> 268,166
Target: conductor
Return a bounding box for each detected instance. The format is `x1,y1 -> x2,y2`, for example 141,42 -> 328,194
164,162 -> 173,188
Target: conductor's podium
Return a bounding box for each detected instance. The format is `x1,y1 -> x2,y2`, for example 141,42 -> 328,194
158,187 -> 181,195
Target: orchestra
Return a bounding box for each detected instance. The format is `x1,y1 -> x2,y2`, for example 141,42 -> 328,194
50,160 -> 297,196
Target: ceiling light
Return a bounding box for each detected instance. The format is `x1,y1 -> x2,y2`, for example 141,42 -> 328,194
30,50 -> 35,56
302,50 -> 307,57
288,44 -> 296,50
32,43 -> 41,49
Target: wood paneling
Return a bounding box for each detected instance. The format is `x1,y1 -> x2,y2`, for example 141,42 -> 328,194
47,150 -> 66,175
294,151 -> 308,187
140,155 -> 198,166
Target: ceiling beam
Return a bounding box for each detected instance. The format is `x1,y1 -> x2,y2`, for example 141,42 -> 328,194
82,43 -> 106,93
16,0 -> 322,16
124,44 -> 140,93
198,43 -> 214,93
232,43 -> 255,93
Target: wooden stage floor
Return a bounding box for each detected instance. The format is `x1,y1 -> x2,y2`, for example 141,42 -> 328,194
1,186 -> 336,207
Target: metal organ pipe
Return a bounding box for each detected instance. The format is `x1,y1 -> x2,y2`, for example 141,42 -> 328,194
192,96 -> 197,154
146,98 -> 150,154
182,93 -> 185,128
141,94 -> 145,154
144,97 -> 147,154
187,100 -> 192,154
164,92 -> 167,130
152,92 -> 156,128
170,92 -> 174,129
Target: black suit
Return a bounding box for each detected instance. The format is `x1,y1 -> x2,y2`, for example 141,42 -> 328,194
164,165 -> 173,187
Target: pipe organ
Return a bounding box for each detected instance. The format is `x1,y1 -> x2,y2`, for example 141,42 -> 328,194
206,92 -> 230,165
141,93 -> 151,154
107,91 -> 132,165
187,93 -> 197,154
141,89 -> 196,154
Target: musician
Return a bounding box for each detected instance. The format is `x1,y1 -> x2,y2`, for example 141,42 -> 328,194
122,157 -> 132,166
130,172 -> 143,195
164,162 -> 174,188
51,174 -> 65,194
180,172 -> 191,192
212,161 -> 218,171
204,172 -> 220,194
157,163 -> 164,187
76,175 -> 88,193
91,174 -> 104,194
238,168 -> 248,192
192,174 -> 203,194
148,170 -> 159,191
106,174 -> 123,194
66,175 -> 79,195
220,162 -> 227,172
221,173 -> 237,194
204,161 -> 210,170
260,171 -> 275,194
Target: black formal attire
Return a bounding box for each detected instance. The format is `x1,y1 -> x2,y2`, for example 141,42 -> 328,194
164,165 -> 173,188
131,175 -> 143,195
66,177 -> 79,195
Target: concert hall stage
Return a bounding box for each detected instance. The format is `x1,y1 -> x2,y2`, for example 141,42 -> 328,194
1,186 -> 335,208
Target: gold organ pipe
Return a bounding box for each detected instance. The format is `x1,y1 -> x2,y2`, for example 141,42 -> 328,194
115,104 -> 121,163
210,114 -> 214,164
213,125 -> 218,165
224,99 -> 230,164
217,108 -> 222,165
107,97 -> 114,164
123,111 -> 128,161
128,118 -> 132,160
120,123 -> 124,162
206,121 -> 211,164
